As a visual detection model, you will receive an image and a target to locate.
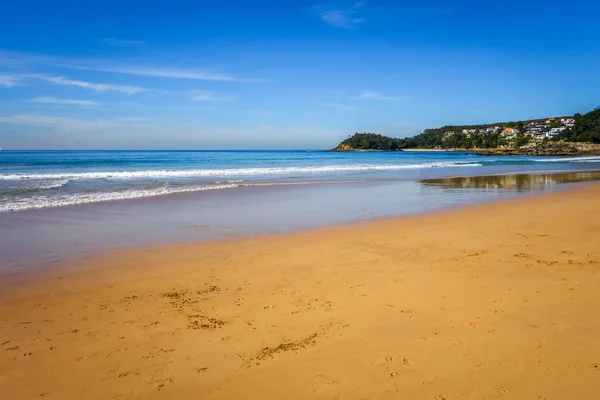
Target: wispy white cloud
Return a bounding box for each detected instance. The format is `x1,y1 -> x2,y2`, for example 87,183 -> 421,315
0,75 -> 22,87
0,49 -> 260,82
190,90 -> 232,102
322,102 -> 363,111
29,96 -> 98,106
0,114 -> 114,130
316,2 -> 365,28
319,10 -> 364,28
354,90 -> 404,101
77,65 -> 249,82
114,116 -> 157,122
102,38 -> 145,47
23,74 -> 147,94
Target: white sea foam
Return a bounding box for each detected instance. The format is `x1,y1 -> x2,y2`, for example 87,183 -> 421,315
19,179 -> 71,191
534,156 -> 600,163
240,180 -> 368,187
0,184 -> 238,212
0,162 -> 482,181
213,179 -> 245,184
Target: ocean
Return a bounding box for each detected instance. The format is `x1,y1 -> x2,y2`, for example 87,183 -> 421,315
2,150 -> 600,270
2,150 -> 600,212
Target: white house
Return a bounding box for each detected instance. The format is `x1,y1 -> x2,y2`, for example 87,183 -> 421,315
562,118 -> 575,127
547,127 -> 566,137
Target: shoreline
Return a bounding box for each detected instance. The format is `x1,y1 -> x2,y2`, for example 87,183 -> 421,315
2,183 -> 600,399
401,148 -> 466,152
2,169 -> 600,274
4,149 -> 600,215
0,178 -> 569,287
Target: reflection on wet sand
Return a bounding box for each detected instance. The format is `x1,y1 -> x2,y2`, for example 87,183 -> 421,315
422,170 -> 600,192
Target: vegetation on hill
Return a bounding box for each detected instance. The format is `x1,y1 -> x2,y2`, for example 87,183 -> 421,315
399,128 -> 444,149
399,127 -> 506,149
557,108 -> 600,143
332,133 -> 404,151
331,107 -> 600,152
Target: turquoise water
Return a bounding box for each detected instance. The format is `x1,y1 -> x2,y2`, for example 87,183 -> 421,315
1,150 -> 600,212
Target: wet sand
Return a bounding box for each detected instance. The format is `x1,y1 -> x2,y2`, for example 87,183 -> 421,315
5,170 -> 600,271
0,178 -> 538,271
422,170 -> 600,190
1,183 -> 600,399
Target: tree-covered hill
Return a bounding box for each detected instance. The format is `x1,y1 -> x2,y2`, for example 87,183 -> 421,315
330,107 -> 600,151
557,107 -> 600,143
399,126 -> 505,149
331,133 -> 404,151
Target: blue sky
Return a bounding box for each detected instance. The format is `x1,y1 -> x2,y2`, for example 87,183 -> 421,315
1,0 -> 599,150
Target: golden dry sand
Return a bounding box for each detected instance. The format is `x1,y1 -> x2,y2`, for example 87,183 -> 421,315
1,184 -> 600,399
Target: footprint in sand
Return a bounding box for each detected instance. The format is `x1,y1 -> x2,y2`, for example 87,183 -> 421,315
315,374 -> 340,385
514,253 -> 533,259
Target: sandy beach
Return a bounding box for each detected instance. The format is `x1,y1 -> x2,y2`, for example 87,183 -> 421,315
1,183 -> 600,399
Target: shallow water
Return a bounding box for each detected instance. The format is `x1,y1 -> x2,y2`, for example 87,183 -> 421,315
2,150 -> 600,212
422,170 -> 600,190
1,170 -> 599,274
2,150 -> 600,273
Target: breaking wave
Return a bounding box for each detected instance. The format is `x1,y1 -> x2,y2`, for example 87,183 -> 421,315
0,183 -> 239,212
16,179 -> 71,192
0,162 -> 482,181
534,156 -> 600,163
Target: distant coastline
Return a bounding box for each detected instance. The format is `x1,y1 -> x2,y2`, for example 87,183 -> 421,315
401,148 -> 463,152
332,142 -> 600,156
330,107 -> 600,155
